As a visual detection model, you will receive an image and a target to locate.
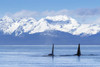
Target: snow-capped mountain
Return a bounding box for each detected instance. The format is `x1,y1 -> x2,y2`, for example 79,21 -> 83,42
0,15 -> 100,36
0,15 -> 100,45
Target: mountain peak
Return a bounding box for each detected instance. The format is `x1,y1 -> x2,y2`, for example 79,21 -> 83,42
2,16 -> 13,22
45,15 -> 70,21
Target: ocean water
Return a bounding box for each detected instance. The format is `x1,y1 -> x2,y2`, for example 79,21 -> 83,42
0,45 -> 100,67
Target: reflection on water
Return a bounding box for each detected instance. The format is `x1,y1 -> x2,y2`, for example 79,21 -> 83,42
0,45 -> 100,67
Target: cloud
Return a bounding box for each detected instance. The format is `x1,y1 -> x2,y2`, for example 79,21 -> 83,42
75,8 -> 100,16
5,8 -> 100,24
70,8 -> 100,24
12,10 -> 38,18
6,8 -> 100,17
6,9 -> 69,19
91,17 -> 100,24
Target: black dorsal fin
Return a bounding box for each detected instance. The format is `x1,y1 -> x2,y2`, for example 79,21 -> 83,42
76,43 -> 81,56
48,44 -> 54,56
52,44 -> 54,55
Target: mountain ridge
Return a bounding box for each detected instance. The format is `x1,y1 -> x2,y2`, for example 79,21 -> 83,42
0,15 -> 100,45
0,15 -> 100,36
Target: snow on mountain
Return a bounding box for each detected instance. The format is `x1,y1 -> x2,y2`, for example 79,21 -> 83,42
73,24 -> 100,35
0,15 -> 100,36
45,15 -> 70,21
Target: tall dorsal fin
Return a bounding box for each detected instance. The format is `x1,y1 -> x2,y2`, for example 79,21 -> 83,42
52,44 -> 54,55
48,44 -> 54,56
76,43 -> 81,56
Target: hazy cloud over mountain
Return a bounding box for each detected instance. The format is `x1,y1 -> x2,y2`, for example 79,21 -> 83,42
5,8 -> 100,24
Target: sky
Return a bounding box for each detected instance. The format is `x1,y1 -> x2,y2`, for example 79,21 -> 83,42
0,0 -> 100,12
0,0 -> 100,24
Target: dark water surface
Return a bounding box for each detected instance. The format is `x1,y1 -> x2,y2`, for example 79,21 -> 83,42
0,45 -> 100,67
